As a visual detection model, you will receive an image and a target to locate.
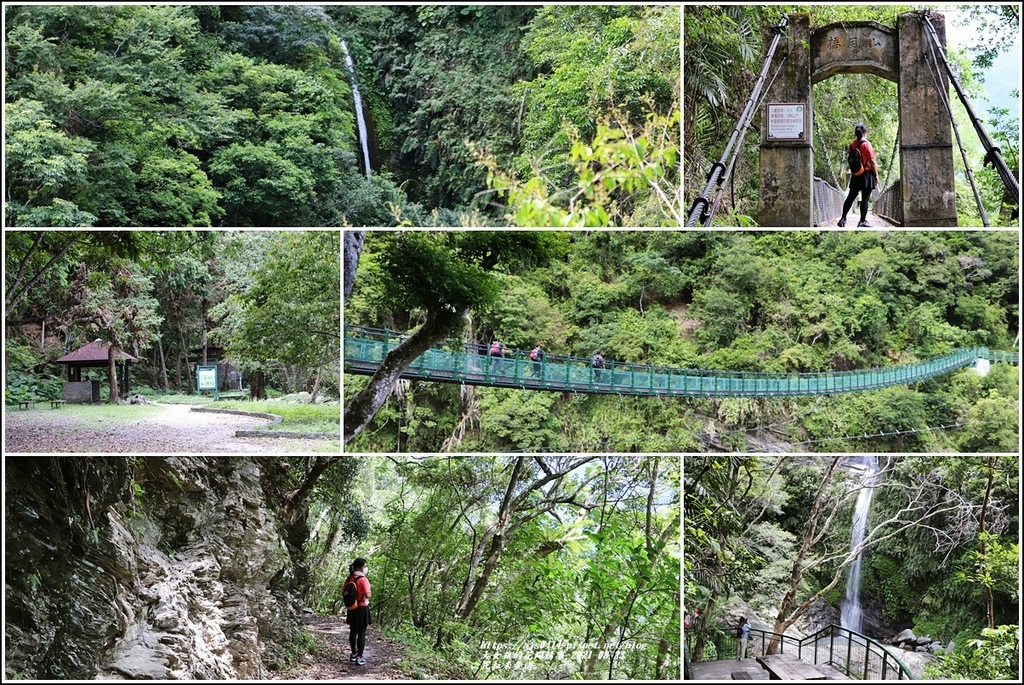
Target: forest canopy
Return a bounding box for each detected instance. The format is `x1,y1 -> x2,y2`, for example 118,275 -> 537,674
5,230 -> 340,405
307,455 -> 680,680
5,4 -> 679,227
345,229 -> 1018,453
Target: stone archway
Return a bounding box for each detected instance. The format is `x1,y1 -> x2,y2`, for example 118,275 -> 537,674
758,11 -> 957,226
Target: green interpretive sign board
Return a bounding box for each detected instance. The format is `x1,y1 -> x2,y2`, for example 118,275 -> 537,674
196,364 -> 219,399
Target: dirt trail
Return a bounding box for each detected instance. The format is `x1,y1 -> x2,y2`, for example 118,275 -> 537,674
285,615 -> 412,680
3,402 -> 330,454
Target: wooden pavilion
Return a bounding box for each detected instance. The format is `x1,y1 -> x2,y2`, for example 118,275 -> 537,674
56,339 -> 137,403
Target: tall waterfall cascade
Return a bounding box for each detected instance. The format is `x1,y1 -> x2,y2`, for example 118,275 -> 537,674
340,40 -> 372,180
840,455 -> 879,634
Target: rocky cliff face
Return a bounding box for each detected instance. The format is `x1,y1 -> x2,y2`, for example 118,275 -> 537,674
4,457 -> 308,680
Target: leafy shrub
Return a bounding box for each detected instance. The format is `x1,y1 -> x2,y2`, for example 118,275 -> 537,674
5,371 -> 63,403
923,624 -> 1020,680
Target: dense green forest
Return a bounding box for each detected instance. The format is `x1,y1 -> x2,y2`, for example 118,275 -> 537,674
5,230 -> 340,406
3,455 -> 678,680
685,455 -> 1019,680
344,229 -> 1019,453
5,4 -> 679,227
307,455 -> 679,679
684,5 -> 1019,226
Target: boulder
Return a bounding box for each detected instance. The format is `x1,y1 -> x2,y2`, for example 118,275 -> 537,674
915,635 -> 933,646
891,628 -> 916,645
946,640 -> 955,654
929,642 -> 943,654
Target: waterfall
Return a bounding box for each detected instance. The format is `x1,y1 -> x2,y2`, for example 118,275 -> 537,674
340,39 -> 371,179
840,455 -> 878,634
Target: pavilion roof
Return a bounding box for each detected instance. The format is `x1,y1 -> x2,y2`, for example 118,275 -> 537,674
56,339 -> 138,364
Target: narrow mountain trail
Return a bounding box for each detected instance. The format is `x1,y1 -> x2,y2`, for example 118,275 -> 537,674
284,615 -> 414,680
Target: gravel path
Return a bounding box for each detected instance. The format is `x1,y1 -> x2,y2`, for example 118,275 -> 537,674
281,617 -> 412,681
3,402 -> 333,454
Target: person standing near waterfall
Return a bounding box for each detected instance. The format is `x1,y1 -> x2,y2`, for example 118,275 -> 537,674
736,617 -> 750,660
344,558 -> 372,665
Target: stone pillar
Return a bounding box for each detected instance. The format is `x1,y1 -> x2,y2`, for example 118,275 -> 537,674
897,11 -> 957,226
759,14 -> 814,226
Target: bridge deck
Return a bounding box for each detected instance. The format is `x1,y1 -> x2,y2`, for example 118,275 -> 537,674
818,211 -> 896,228
344,327 -> 1018,399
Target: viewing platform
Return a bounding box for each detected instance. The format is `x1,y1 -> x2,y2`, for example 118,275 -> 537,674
685,624 -> 913,681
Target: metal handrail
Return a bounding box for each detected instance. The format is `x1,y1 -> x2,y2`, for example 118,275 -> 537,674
344,325 -> 1017,398
687,624 -> 914,680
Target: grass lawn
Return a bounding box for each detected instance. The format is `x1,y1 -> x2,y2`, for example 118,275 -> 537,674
148,394 -> 340,435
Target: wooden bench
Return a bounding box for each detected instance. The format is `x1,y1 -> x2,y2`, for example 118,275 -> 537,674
757,654 -> 828,681
14,400 -> 35,410
50,399 -> 67,409
731,671 -> 754,680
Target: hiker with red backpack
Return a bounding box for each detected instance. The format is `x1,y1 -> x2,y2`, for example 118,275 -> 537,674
529,344 -> 544,377
343,557 -> 372,665
488,339 -> 506,375
837,123 -> 879,227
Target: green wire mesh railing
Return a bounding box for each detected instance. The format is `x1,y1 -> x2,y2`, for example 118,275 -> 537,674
345,326 -> 1018,398
686,625 -> 914,680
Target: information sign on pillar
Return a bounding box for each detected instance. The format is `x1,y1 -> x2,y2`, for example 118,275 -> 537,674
766,103 -> 806,141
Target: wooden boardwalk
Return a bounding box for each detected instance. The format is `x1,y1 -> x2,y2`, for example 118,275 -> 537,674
689,657 -> 850,681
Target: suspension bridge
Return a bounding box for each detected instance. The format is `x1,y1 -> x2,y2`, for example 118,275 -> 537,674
686,10 -> 1019,227
344,326 -> 1018,399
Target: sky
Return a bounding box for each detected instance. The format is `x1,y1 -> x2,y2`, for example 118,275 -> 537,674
937,4 -> 1021,116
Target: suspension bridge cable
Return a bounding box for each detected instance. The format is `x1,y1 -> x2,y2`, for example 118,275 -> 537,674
813,113 -> 841,190
686,15 -> 789,227
922,13 -> 1020,216
923,23 -> 990,226
706,54 -> 789,225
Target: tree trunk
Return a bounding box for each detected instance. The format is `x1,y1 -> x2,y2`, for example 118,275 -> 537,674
343,231 -> 366,301
281,457 -> 343,522
157,337 -> 170,392
177,323 -> 191,393
309,366 -> 322,403
656,595 -> 681,679
453,456 -> 526,621
979,455 -> 996,630
252,370 -> 266,400
107,346 -> 120,404
344,309 -> 464,444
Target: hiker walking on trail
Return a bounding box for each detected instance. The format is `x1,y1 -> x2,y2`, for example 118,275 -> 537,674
736,616 -> 751,660
838,123 -> 879,227
344,557 -> 372,666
